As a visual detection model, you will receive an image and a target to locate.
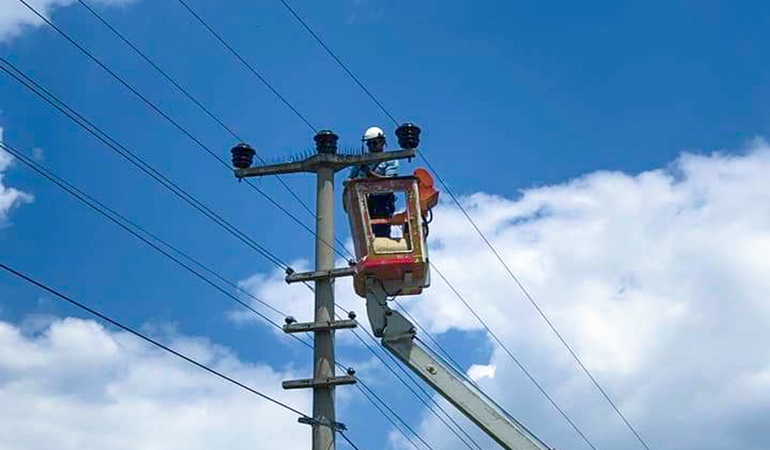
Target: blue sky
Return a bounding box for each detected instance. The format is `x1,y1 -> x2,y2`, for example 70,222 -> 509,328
2,1 -> 770,449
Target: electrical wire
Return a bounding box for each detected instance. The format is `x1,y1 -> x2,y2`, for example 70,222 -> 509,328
356,381 -> 434,450
272,2 -> 651,447
18,0 -> 640,446
422,155 -> 647,450
0,141 -> 300,339
0,141 -> 432,450
429,263 -> 598,450
75,0 -> 317,221
341,316 -> 484,450
352,382 -> 426,450
274,0 -> 398,126
0,58 -> 290,269
171,0 -> 316,132
338,431 -> 363,450
16,0 -> 351,264
0,262 -> 308,418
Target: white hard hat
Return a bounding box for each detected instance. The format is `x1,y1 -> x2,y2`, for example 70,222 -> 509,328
362,126 -> 385,142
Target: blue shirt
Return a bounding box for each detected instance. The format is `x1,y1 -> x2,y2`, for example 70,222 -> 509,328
348,158 -> 399,179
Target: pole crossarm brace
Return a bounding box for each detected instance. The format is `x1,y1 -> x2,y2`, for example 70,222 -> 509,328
235,148 -> 416,177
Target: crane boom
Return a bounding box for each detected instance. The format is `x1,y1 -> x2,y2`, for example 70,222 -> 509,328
364,280 -> 553,450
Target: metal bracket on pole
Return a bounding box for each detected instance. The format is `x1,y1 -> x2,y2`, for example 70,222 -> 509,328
283,319 -> 358,334
285,266 -> 356,284
298,416 -> 348,432
283,375 -> 357,390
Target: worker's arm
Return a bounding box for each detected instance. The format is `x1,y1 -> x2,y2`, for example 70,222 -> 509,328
369,159 -> 399,178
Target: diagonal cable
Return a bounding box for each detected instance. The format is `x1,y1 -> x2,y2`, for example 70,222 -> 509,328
0,262 -> 308,418
272,1 -> 651,446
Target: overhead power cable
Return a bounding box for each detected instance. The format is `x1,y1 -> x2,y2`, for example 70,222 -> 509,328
0,140 -> 466,450
16,0 -> 351,264
0,56 -> 289,270
354,381 -> 432,450
74,0 -> 317,222
0,262 -> 308,418
429,263 -> 597,450
337,312 -> 483,450
272,2 -> 651,448
156,2 -> 596,447
12,12 -> 469,447
273,0 -> 398,126
171,0 -> 317,132
0,141 -> 296,335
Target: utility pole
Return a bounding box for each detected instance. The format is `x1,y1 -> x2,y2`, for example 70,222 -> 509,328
230,126 -> 418,450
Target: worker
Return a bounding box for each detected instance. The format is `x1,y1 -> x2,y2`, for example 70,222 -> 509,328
349,126 -> 398,237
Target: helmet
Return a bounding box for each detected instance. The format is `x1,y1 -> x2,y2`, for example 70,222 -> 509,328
362,126 -> 385,142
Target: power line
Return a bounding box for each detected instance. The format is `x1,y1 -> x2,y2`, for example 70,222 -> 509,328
0,141 -> 296,336
171,0 -> 590,440
171,0 -> 317,132
356,381 -> 434,450
274,2 -> 650,448
338,431 -> 363,450
16,0 -> 351,264
429,263 -> 598,450
0,57 -> 289,270
353,382 -> 426,450
0,140 -> 437,450
274,0 -> 398,126
1,56 -> 472,450
340,314 -> 484,450
23,0 -> 637,446
0,262 -> 308,418
74,0 -> 317,223
20,7 -> 474,443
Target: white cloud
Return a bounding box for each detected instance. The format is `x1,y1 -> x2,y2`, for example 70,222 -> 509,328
0,0 -> 136,43
0,316 -> 312,450
467,364 -> 495,382
404,138 -> 770,450
240,138 -> 770,449
0,127 -> 33,223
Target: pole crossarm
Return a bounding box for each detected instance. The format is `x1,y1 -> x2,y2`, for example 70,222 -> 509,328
285,266 -> 356,284
234,148 -> 416,177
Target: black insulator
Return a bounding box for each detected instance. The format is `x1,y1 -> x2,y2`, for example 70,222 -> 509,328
395,123 -> 421,149
231,143 -> 255,169
314,130 -> 339,154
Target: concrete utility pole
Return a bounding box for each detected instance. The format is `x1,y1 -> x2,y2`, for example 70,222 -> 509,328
230,127 -> 417,450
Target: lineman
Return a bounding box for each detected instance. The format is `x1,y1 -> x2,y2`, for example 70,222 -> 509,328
349,126 -> 398,237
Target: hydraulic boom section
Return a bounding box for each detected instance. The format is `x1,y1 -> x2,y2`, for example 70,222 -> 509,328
365,282 -> 553,450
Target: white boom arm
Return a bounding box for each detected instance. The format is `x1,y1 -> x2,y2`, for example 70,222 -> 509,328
365,280 -> 553,450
